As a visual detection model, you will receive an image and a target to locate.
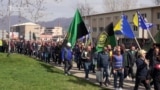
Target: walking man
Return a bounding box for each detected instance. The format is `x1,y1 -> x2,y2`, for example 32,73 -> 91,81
97,46 -> 110,86
62,42 -> 73,75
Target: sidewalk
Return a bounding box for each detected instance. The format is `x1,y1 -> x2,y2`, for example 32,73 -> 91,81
52,62 -> 154,90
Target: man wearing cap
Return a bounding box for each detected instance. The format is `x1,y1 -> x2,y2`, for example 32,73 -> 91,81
61,42 -> 73,75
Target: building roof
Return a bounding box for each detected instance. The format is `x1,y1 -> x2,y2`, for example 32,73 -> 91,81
85,5 -> 160,17
12,22 -> 39,27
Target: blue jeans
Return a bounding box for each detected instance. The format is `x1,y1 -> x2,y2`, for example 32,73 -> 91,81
64,60 -> 72,74
101,67 -> 109,83
114,69 -> 124,88
84,62 -> 91,78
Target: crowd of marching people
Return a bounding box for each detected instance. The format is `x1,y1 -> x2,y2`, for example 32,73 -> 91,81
0,39 -> 160,90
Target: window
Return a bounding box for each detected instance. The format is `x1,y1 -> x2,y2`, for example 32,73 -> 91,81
34,27 -> 39,29
99,27 -> 104,32
141,13 -> 147,18
106,17 -> 111,21
99,18 -> 103,21
157,24 -> 160,30
157,12 -> 160,19
114,16 -> 119,20
92,27 -> 97,32
93,18 -> 96,21
133,25 -> 138,31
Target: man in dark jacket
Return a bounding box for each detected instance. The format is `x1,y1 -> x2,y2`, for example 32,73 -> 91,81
127,45 -> 137,80
81,46 -> 92,80
152,48 -> 160,90
97,46 -> 110,86
134,49 -> 150,90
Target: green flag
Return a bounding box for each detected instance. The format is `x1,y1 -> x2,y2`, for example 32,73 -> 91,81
105,22 -> 117,48
65,9 -> 88,48
96,23 -> 117,52
96,31 -> 108,52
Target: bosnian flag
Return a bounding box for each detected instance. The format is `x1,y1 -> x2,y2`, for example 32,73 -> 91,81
144,18 -> 154,29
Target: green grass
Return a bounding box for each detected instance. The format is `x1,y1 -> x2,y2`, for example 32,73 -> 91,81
0,53 -> 106,90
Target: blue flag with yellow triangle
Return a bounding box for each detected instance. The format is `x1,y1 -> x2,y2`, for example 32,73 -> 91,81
114,14 -> 135,38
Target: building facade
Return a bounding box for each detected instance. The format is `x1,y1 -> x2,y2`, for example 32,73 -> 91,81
0,30 -> 8,40
84,6 -> 160,47
44,27 -> 63,37
11,22 -> 45,40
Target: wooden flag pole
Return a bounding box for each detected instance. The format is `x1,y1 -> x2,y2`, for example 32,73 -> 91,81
147,28 -> 156,43
134,37 -> 141,50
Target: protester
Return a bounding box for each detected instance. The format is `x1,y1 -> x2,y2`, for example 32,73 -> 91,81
127,45 -> 137,81
73,43 -> 81,70
112,46 -> 124,90
0,39 -> 3,52
97,46 -> 110,86
152,47 -> 160,90
61,42 -> 73,76
120,44 -> 131,79
150,47 -> 160,90
107,44 -> 113,77
2,39 -> 7,52
81,46 -> 92,80
91,47 -> 97,73
134,49 -> 150,90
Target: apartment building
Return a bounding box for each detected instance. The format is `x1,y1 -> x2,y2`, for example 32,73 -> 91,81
11,22 -> 45,40
84,6 -> 160,46
0,30 -> 8,40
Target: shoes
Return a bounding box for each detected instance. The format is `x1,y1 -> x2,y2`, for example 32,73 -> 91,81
114,88 -> 119,90
114,87 -> 123,90
104,82 -> 108,86
99,82 -> 102,86
65,73 -> 68,76
85,78 -> 89,80
126,76 -> 130,80
67,71 -> 71,75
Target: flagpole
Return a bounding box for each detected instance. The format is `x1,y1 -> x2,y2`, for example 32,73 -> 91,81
134,37 -> 141,50
147,28 -> 156,43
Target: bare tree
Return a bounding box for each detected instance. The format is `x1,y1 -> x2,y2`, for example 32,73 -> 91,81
77,2 -> 94,16
121,0 -> 133,10
154,0 -> 160,5
24,0 -> 46,23
25,0 -> 62,23
103,0 -> 117,12
103,0 -> 133,12
0,0 -> 61,23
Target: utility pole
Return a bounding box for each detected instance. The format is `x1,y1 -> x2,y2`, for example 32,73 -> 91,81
7,0 -> 11,57
7,0 -> 27,56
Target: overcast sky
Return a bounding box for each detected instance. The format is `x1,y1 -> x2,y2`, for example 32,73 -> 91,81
40,0 -> 155,21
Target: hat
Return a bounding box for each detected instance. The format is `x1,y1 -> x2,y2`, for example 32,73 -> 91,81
67,42 -> 71,47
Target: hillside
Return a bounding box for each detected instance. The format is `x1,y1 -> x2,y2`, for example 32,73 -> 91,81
0,15 -> 72,31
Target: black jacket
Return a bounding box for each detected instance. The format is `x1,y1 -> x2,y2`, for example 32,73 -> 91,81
136,58 -> 149,77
